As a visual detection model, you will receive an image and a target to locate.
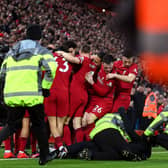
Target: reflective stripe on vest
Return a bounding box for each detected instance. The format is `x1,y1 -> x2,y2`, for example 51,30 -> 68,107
4,91 -> 42,97
6,65 -> 38,71
3,55 -> 44,106
90,114 -> 130,141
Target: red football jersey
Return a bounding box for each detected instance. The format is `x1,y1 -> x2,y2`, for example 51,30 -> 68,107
92,64 -> 115,99
113,60 -> 138,95
71,56 -> 97,89
51,52 -> 72,89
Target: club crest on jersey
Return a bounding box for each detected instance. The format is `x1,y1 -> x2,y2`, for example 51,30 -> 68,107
79,56 -> 84,63
97,76 -> 104,85
107,82 -> 112,87
123,70 -> 127,75
89,64 -> 96,69
134,68 -> 137,73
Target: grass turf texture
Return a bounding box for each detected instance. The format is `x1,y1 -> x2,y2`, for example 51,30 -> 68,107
0,147 -> 167,168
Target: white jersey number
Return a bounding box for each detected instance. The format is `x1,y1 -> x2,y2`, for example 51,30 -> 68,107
93,105 -> 102,113
55,56 -> 69,72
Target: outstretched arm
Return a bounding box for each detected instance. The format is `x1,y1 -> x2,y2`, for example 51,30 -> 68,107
106,73 -> 136,83
56,51 -> 80,64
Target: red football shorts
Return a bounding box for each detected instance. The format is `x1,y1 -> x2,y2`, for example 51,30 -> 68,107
112,95 -> 131,113
86,98 -> 113,118
24,110 -> 30,118
44,88 -> 69,117
69,88 -> 88,118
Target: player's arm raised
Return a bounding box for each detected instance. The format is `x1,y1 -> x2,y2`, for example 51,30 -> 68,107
56,51 -> 80,64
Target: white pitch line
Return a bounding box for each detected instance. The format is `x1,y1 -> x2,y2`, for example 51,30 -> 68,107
152,151 -> 168,154
0,158 -> 36,161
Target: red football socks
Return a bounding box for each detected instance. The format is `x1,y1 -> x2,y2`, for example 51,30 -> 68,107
55,136 -> 63,149
84,123 -> 95,141
4,137 -> 11,150
18,137 -> 27,152
74,127 -> 84,143
63,125 -> 72,146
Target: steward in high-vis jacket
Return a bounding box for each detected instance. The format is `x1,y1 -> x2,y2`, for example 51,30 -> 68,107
88,112 -> 150,161
142,91 -> 158,119
62,108 -> 151,161
143,105 -> 168,150
0,24 -> 57,165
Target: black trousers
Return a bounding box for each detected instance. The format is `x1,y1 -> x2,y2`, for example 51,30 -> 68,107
155,133 -> 168,150
67,128 -> 151,160
67,128 -> 130,160
92,128 -> 130,160
0,104 -> 49,160
67,141 -> 99,158
94,128 -> 152,160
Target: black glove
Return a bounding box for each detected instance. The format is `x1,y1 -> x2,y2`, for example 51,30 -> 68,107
42,89 -> 50,97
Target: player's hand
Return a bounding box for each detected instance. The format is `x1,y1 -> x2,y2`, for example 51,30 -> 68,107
85,72 -> 94,85
82,112 -> 88,127
106,73 -> 116,80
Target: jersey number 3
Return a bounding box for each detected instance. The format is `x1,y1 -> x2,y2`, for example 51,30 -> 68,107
55,57 -> 69,72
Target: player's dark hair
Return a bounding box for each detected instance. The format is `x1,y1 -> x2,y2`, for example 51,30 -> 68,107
102,54 -> 115,64
97,51 -> 106,60
59,40 -> 77,52
123,49 -> 134,58
81,45 -> 91,53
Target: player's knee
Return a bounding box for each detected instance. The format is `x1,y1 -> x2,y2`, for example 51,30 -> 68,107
21,118 -> 30,137
20,129 -> 29,137
48,117 -> 57,129
57,117 -> 66,127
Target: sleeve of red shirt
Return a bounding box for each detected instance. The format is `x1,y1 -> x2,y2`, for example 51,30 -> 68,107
157,105 -> 164,115
78,55 -> 85,64
92,82 -> 111,96
129,64 -> 138,76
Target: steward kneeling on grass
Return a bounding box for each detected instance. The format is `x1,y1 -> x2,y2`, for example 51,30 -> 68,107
58,107 -> 152,161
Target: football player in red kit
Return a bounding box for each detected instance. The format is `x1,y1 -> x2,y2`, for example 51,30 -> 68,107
82,54 -> 116,140
57,45 -> 102,143
44,41 -> 77,152
106,50 -> 138,113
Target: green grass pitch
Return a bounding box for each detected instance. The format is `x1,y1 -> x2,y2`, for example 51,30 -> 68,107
0,147 -> 167,168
